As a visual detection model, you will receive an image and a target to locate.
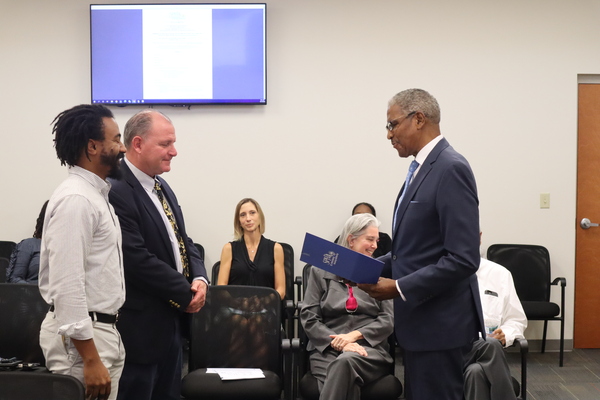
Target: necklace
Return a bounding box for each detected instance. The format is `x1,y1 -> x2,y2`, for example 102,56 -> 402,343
245,235 -> 259,254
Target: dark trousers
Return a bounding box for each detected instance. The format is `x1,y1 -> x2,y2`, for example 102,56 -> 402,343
403,342 -> 472,400
117,321 -> 183,400
463,337 -> 517,400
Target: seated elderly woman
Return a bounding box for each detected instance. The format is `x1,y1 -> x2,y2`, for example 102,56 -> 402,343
300,213 -> 394,400
217,198 -> 286,299
335,202 -> 392,259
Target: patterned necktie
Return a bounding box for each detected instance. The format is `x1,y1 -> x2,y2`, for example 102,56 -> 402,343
393,160 -> 420,236
154,181 -> 189,278
346,284 -> 358,313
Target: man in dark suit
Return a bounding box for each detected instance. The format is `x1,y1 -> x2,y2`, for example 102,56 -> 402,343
109,110 -> 208,400
359,89 -> 484,400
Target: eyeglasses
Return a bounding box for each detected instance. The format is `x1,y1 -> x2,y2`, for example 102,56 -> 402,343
386,111 -> 416,132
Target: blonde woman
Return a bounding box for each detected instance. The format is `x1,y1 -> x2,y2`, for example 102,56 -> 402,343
217,198 -> 285,299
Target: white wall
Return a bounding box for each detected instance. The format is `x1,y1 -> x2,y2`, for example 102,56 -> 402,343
3,0 -> 599,344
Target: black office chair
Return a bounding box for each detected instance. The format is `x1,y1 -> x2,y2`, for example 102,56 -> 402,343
0,240 -> 16,261
0,257 -> 8,283
295,264 -> 402,400
278,242 -> 296,301
0,283 -> 48,365
290,263 -> 317,338
277,242 -> 297,338
193,242 -> 205,262
210,242 -> 297,337
487,244 -> 566,366
296,333 -> 402,400
181,285 -> 292,400
211,260 -> 221,284
511,337 -> 529,400
0,370 -> 85,400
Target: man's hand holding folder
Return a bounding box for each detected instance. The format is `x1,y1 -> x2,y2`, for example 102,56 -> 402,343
357,278 -> 400,301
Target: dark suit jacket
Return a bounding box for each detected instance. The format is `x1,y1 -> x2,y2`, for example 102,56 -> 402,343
109,161 -> 207,364
381,138 -> 485,352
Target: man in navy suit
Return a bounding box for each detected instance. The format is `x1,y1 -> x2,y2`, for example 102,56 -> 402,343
359,89 -> 484,400
109,110 -> 208,400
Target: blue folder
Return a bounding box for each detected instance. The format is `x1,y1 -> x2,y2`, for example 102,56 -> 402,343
300,233 -> 384,284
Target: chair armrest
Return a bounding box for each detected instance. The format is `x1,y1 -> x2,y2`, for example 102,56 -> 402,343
284,299 -> 296,313
513,338 -> 528,400
283,300 -> 296,339
281,338 -> 293,400
551,277 -> 567,287
551,277 -> 567,322
291,338 -> 301,352
294,276 -> 303,302
513,337 -> 528,352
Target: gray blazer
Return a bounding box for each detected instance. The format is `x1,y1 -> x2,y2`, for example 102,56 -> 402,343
300,266 -> 394,358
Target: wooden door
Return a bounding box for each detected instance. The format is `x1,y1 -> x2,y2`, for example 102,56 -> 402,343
574,83 -> 600,348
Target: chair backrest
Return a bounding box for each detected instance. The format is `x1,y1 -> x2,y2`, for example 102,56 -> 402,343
211,261 -> 221,284
0,257 -> 8,283
193,242 -> 205,262
0,283 -> 48,364
302,263 -> 313,297
0,240 -> 16,260
0,370 -> 85,400
188,285 -> 282,375
279,242 -> 294,302
486,244 -> 551,302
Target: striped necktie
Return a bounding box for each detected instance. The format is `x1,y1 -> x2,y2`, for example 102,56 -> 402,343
154,181 -> 189,278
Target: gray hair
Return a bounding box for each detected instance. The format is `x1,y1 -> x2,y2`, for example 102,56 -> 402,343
123,109 -> 172,148
336,213 -> 380,249
388,88 -> 441,124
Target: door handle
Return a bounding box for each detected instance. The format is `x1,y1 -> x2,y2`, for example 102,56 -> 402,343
580,218 -> 599,229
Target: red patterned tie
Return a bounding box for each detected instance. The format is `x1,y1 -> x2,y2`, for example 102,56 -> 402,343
346,284 -> 358,313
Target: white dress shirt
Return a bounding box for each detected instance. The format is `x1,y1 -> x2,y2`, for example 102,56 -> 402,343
39,166 -> 125,340
477,258 -> 527,347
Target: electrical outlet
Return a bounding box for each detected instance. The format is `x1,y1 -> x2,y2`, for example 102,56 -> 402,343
540,193 -> 550,209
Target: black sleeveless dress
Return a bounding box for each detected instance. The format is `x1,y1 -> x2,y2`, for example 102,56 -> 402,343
228,235 -> 276,289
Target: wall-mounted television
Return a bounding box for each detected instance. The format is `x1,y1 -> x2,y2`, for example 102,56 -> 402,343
90,3 -> 266,106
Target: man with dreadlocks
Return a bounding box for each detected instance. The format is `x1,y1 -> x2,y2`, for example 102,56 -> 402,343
38,104 -> 127,400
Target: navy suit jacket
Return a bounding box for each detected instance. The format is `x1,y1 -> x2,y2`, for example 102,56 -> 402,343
381,138 -> 485,352
108,161 -> 207,364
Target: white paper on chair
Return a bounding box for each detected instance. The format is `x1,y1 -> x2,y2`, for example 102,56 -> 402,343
206,368 -> 266,380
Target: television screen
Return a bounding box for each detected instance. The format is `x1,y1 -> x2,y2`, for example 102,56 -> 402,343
90,3 -> 266,106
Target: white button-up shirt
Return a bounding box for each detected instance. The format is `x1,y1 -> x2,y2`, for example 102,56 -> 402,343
39,166 -> 125,340
477,258 -> 527,347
